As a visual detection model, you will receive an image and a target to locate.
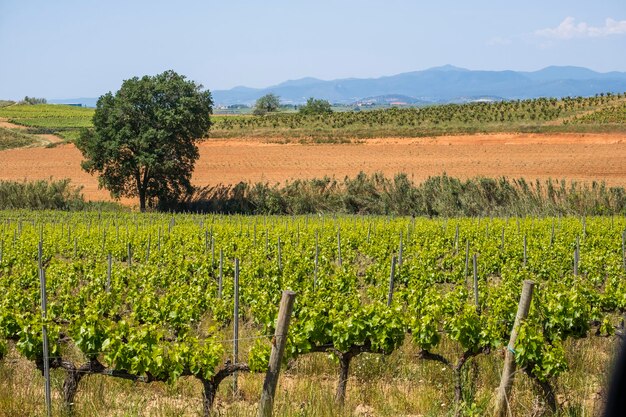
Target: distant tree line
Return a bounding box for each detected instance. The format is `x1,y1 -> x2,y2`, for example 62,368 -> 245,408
20,96 -> 47,105
252,94 -> 333,115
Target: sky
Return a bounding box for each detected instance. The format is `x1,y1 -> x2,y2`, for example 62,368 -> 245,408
1,0 -> 625,100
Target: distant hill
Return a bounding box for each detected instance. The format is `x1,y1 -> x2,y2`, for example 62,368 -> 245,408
48,66 -> 626,108
211,65 -> 626,106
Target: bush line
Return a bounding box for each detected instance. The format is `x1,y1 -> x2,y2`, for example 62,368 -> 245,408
2,175 -> 625,216
162,172 -> 626,216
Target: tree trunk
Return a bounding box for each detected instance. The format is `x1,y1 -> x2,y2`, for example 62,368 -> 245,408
60,359 -> 104,414
139,190 -> 146,212
202,378 -> 218,417
335,352 -> 353,405
453,352 -> 477,417
63,368 -> 84,413
453,364 -> 463,410
534,377 -> 557,415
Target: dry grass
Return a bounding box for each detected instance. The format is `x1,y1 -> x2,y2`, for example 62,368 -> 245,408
0,334 -> 617,417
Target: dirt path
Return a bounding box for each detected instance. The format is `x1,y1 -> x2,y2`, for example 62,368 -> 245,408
0,120 -> 27,130
0,118 -> 64,145
0,132 -> 624,203
33,134 -> 63,145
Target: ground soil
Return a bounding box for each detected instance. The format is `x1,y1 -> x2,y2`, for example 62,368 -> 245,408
0,132 -> 624,204
0,118 -> 62,145
0,120 -> 26,129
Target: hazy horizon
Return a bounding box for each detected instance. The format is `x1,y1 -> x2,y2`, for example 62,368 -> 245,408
1,0 -> 625,100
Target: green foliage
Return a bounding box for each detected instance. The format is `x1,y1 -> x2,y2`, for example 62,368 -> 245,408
0,103 -> 94,141
212,94 -> 626,139
0,211 -> 623,409
515,323 -> 568,382
1,94 -> 623,145
76,70 -> 213,211
0,179 -> 85,210
253,93 -> 280,115
407,286 -> 442,351
0,127 -> 38,150
299,97 -> 332,115
71,313 -> 108,357
0,104 -> 93,126
20,96 -> 47,105
248,338 -> 271,372
175,173 -> 626,216
570,102 -> 626,124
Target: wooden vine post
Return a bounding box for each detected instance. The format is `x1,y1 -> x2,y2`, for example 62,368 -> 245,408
472,254 -> 479,313
39,240 -> 52,417
257,290 -> 297,417
494,280 -> 535,417
233,258 -> 240,395
387,256 -> 396,306
622,230 -> 626,270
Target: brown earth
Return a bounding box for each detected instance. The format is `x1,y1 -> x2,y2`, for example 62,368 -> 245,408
0,120 -> 27,129
0,132 -> 624,205
0,118 -> 63,145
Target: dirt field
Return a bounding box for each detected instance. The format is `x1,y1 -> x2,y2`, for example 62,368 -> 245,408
0,132 -> 624,203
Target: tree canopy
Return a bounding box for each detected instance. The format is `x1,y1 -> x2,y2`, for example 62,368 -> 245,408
76,70 -> 213,211
21,96 -> 47,105
253,93 -> 280,115
298,97 -> 332,115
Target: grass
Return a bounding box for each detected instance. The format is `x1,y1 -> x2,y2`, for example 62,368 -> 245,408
0,332 -> 615,416
0,127 -> 39,150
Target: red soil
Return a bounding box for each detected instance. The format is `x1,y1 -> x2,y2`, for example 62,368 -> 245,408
0,132 -> 624,205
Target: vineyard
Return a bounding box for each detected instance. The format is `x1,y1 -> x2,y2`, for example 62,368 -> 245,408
569,102 -> 626,125
1,94 -> 625,145
0,104 -> 93,142
209,94 -> 626,140
0,212 -> 625,416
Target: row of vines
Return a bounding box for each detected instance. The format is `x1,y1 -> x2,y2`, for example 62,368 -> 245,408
212,94 -> 626,132
1,93 -> 624,142
0,212 -> 625,415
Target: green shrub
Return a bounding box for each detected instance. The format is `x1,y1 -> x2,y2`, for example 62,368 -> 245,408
169,173 -> 626,216
0,179 -> 84,210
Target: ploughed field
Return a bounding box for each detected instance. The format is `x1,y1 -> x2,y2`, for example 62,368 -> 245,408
0,133 -> 624,202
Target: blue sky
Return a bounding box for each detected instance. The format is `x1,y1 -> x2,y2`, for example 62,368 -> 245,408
1,0 -> 625,99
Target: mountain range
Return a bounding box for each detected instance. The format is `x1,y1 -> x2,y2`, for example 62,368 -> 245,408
211,65 -> 626,106
50,66 -> 626,107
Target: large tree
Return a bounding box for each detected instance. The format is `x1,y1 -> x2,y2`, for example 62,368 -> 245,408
298,97 -> 332,115
76,70 -> 213,211
253,93 -> 280,115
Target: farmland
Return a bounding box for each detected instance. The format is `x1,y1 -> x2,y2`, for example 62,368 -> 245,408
0,104 -> 93,142
0,96 -> 624,207
0,132 -> 624,205
209,95 -> 626,140
0,94 -> 625,416
0,212 -> 624,416
1,94 -> 626,145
